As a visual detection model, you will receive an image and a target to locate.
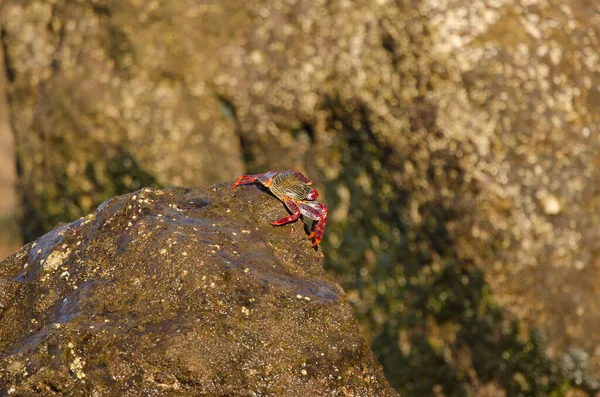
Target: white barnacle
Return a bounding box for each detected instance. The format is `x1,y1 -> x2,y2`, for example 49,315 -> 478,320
44,250 -> 71,272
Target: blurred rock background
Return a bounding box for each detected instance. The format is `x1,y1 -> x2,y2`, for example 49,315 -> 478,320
1,0 -> 600,395
0,42 -> 20,260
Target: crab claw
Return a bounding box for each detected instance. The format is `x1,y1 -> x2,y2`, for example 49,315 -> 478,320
306,189 -> 319,201
271,198 -> 301,226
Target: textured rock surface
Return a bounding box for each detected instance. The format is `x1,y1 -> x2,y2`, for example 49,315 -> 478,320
3,0 -> 600,395
1,1 -> 244,242
0,183 -> 396,396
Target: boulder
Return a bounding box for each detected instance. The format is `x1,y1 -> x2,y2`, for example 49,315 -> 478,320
0,182 -> 397,396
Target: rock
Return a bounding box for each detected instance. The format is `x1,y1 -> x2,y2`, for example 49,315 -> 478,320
0,42 -> 20,261
1,0 -> 245,242
0,182 -> 397,396
539,193 -> 562,215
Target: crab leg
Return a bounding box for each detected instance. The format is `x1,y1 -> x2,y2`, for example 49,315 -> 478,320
232,171 -> 277,188
232,174 -> 259,188
270,198 -> 301,225
307,222 -> 316,239
288,169 -> 313,185
310,216 -> 328,246
299,202 -> 328,246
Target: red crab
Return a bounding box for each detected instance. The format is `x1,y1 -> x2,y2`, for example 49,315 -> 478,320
232,170 -> 328,246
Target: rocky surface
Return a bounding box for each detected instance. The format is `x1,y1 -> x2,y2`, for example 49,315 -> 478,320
3,0 -> 600,395
0,183 -> 397,396
1,0 -> 245,242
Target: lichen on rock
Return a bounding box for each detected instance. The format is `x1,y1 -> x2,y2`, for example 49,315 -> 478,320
43,249 -> 70,273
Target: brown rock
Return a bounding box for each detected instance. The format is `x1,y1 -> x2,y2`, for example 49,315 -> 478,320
0,182 -> 397,396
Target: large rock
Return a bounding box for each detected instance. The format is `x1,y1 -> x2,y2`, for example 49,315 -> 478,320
0,183 -> 397,396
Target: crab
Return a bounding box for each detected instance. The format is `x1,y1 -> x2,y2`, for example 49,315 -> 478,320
232,170 -> 328,246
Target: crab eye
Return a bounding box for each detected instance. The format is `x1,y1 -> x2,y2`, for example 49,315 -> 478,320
306,189 -> 319,200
